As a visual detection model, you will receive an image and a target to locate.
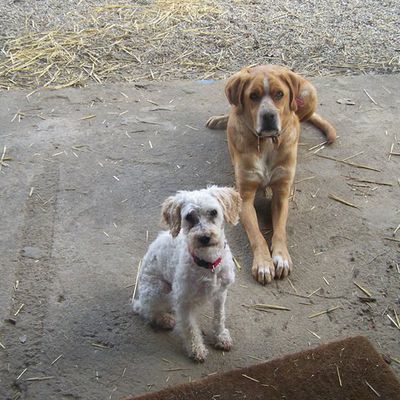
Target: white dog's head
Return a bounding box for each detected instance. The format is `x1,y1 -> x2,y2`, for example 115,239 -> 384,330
162,186 -> 241,254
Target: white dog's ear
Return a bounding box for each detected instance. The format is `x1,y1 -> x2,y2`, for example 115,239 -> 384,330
209,187 -> 242,225
161,195 -> 182,237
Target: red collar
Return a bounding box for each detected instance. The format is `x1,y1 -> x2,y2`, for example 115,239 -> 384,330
296,96 -> 305,108
190,252 -> 222,272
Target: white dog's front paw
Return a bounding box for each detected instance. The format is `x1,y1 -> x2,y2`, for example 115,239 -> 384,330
189,344 -> 208,363
154,313 -> 176,330
214,329 -> 232,351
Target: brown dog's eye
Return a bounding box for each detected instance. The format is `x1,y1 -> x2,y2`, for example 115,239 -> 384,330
250,92 -> 261,102
274,91 -> 284,100
209,209 -> 218,217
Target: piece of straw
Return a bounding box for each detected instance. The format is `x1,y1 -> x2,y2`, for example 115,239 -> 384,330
14,303 -> 24,316
0,146 -> 7,173
80,114 -> 96,120
287,277 -> 298,293
250,304 -> 290,311
306,328 -> 321,339
353,281 -> 372,298
317,154 -> 380,172
51,354 -> 63,365
242,374 -> 260,383
294,176 -> 315,184
132,259 -> 142,300
365,380 -> 380,397
328,194 -> 359,209
345,177 -> 392,186
307,287 -> 322,298
387,314 -> 400,330
233,256 -> 242,271
25,376 -> 54,382
17,368 -> 27,380
384,237 -> 400,243
309,305 -> 341,319
336,365 -> 342,387
363,89 -> 378,105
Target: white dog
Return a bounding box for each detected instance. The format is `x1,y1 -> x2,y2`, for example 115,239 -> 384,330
132,186 -> 241,362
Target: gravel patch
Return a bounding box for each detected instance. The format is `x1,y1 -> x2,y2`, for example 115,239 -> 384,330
0,0 -> 399,89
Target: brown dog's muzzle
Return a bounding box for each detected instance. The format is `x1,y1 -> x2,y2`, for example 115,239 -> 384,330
259,110 -> 279,134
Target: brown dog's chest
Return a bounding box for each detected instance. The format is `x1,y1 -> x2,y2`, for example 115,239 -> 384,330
238,145 -> 284,187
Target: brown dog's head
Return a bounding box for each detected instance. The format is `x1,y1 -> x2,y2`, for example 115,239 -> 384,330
225,65 -> 300,138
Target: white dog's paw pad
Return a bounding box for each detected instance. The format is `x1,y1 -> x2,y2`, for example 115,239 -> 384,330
190,346 -> 208,363
214,331 -> 233,351
272,255 -> 291,279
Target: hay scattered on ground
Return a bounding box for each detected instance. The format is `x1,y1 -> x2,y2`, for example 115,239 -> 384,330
0,0 -> 399,89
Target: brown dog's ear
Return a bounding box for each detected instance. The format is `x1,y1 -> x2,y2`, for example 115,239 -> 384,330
225,69 -> 250,113
281,70 -> 301,112
161,195 -> 182,237
209,186 -> 242,225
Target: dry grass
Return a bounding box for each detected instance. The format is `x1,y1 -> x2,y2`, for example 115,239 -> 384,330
0,0 -> 399,90
0,1 -> 226,89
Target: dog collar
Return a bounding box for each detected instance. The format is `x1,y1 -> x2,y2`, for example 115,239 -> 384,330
190,252 -> 222,272
296,96 -> 305,108
242,119 -> 280,151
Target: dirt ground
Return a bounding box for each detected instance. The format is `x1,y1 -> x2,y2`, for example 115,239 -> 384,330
0,74 -> 399,399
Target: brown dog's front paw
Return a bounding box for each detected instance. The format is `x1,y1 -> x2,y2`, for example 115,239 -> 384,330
252,258 -> 275,285
272,251 -> 292,280
205,115 -> 228,130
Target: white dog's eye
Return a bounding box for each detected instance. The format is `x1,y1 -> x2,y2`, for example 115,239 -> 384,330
185,212 -> 198,224
209,209 -> 218,217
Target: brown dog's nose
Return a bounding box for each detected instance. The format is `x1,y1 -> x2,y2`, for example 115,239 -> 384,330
261,111 -> 278,132
198,235 -> 211,245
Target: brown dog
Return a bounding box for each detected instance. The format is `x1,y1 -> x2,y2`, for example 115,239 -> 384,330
206,65 -> 336,284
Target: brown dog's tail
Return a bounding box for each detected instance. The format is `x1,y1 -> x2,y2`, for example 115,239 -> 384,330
307,113 -> 337,144
206,114 -> 229,130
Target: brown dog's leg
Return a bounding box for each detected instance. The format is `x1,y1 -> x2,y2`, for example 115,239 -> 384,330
239,184 -> 275,284
270,181 -> 293,279
307,113 -> 337,144
206,115 -> 229,130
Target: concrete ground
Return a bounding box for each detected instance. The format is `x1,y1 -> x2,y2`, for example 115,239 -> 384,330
0,75 -> 399,399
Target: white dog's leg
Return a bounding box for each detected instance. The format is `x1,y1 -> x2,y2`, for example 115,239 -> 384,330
212,289 -> 232,351
175,303 -> 208,362
133,276 -> 175,330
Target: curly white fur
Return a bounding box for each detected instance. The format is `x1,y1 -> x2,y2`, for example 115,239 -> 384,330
132,186 -> 241,362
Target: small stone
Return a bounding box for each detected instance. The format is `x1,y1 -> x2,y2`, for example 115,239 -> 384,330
19,334 -> 27,344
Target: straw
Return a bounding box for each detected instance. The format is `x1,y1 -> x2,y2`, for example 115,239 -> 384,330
132,259 -> 142,300
0,1 -> 398,89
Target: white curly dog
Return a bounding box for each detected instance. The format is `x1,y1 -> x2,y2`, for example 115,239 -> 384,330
132,186 -> 241,362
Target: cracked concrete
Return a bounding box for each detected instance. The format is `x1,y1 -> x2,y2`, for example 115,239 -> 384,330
0,75 -> 399,399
